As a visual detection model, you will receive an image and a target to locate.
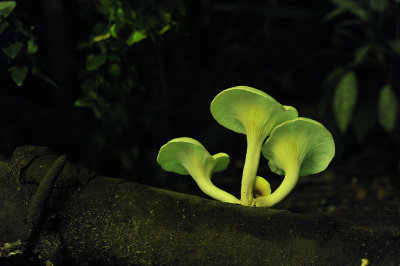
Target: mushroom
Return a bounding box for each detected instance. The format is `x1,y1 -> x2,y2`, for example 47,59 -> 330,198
210,86 -> 298,206
157,137 -> 240,204
255,117 -> 335,207
253,176 -> 271,198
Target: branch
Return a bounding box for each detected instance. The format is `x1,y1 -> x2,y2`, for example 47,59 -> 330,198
0,145 -> 399,265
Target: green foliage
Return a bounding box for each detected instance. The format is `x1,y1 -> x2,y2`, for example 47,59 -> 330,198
0,1 -> 15,18
9,65 -> 28,86
1,41 -> 22,59
323,0 -> 400,136
378,85 -> 398,132
126,30 -> 147,46
86,54 -> 107,71
0,1 -> 52,87
332,72 -> 358,132
75,0 -> 185,119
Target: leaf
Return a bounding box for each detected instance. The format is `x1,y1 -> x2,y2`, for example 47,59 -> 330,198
92,105 -> 103,119
322,68 -> 345,90
0,21 -> 9,34
158,24 -> 170,35
86,54 -> 107,71
353,45 -> 370,65
74,98 -> 95,107
126,30 -> 147,46
1,41 -> 23,59
368,0 -> 387,13
110,24 -> 118,38
31,66 -> 59,89
97,96 -> 111,107
389,39 -> 400,56
13,18 -> 33,38
81,76 -> 103,93
8,65 -> 28,86
93,32 -> 110,42
108,63 -> 121,76
0,1 -> 16,18
332,71 -> 358,132
324,0 -> 369,22
378,85 -> 398,132
323,8 -> 346,22
27,39 -> 38,54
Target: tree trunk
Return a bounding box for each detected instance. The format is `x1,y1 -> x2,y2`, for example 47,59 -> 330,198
0,145 -> 399,265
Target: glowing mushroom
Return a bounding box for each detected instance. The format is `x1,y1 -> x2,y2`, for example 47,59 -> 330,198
157,137 -> 240,204
253,176 -> 271,198
210,86 -> 298,206
255,117 -> 335,207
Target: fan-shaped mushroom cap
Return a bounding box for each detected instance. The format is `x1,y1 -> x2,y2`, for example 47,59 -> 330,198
157,137 -> 228,176
255,117 -> 335,207
210,86 -> 298,138
157,137 -> 239,204
262,117 -> 335,177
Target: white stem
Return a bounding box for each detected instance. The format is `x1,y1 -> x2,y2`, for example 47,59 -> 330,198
255,165 -> 300,207
185,157 -> 240,204
196,179 -> 240,204
240,137 -> 263,206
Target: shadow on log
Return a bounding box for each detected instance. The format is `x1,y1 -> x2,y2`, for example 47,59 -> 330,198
0,145 -> 399,265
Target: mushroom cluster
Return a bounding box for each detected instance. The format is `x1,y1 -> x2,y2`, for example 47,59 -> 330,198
157,86 -> 335,208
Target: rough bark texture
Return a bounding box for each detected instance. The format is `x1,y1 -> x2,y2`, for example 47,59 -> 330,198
0,145 -> 399,265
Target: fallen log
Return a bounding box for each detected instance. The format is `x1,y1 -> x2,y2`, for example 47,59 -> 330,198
0,145 -> 399,265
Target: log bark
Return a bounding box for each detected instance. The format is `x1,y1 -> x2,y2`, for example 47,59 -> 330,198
0,145 -> 399,265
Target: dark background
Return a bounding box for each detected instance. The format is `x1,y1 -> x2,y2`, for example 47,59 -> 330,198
1,0 -> 399,212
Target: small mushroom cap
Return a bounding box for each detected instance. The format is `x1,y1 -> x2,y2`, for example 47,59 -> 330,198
210,86 -> 298,137
213,152 -> 230,172
157,137 -> 229,176
253,176 -> 271,197
262,117 -> 335,177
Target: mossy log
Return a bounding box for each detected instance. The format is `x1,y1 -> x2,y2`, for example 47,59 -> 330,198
0,145 -> 399,265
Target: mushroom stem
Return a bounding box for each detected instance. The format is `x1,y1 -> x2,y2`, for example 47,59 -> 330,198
240,137 -> 263,206
196,178 -> 241,204
254,164 -> 300,207
186,162 -> 240,204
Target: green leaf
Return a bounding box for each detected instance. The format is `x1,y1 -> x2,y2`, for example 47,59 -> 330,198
74,98 -> 94,107
353,45 -> 370,65
322,68 -> 345,89
368,0 -> 387,13
126,30 -> 147,46
93,32 -> 110,42
97,96 -> 111,107
13,18 -> 32,38
0,1 -> 16,18
27,39 -> 38,54
323,8 -> 346,22
2,41 -> 23,59
86,54 -> 107,71
31,66 -> 59,89
158,24 -> 170,35
92,105 -> 103,119
110,24 -> 118,38
9,65 -> 28,86
389,39 -> 400,56
0,21 -> 9,34
115,7 -> 124,20
108,63 -> 121,76
81,76 -> 103,93
332,71 -> 358,132
378,85 -> 398,132
324,0 -> 369,22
